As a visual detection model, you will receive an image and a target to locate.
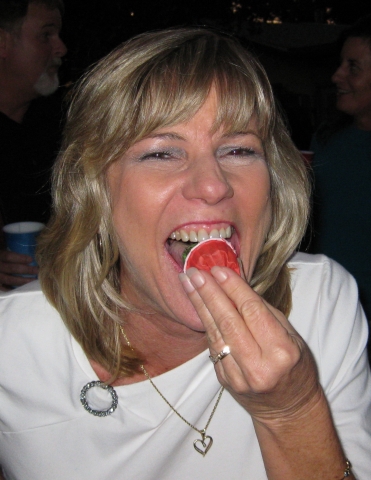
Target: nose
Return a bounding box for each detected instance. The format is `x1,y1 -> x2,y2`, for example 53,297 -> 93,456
331,62 -> 345,84
54,35 -> 67,58
182,156 -> 234,205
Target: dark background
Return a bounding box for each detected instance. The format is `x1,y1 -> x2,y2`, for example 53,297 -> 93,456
58,0 -> 371,148
61,0 -> 371,80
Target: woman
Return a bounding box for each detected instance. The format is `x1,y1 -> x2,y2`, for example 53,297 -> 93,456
311,15 -> 371,330
0,28 -> 370,479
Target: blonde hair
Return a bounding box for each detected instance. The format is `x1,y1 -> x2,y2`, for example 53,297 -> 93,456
38,28 -> 310,378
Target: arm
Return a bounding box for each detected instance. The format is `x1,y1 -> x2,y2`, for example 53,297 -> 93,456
180,266 -> 356,479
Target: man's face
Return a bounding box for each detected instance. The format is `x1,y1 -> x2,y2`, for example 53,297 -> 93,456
6,2 -> 67,99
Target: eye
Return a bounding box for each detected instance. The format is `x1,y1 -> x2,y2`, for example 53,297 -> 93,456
41,32 -> 52,41
221,146 -> 261,159
227,147 -> 256,156
138,150 -> 175,161
348,61 -> 360,75
218,143 -> 265,166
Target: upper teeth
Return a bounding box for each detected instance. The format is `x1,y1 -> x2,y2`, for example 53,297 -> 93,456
169,226 -> 232,243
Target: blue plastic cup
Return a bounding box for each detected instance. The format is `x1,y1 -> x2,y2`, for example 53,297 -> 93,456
3,221 -> 45,268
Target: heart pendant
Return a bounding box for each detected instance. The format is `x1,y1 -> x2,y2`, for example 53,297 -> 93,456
193,435 -> 213,456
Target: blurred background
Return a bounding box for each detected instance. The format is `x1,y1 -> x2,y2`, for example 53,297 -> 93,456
60,0 -> 371,149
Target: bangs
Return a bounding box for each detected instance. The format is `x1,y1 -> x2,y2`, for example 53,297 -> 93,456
121,31 -> 275,147
65,29 -> 277,173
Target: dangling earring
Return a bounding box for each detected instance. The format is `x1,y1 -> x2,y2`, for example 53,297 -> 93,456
96,232 -> 103,260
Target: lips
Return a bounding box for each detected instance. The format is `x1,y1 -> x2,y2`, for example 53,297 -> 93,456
336,88 -> 351,96
333,83 -> 352,96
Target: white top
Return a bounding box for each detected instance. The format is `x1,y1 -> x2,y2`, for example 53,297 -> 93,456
0,253 -> 371,479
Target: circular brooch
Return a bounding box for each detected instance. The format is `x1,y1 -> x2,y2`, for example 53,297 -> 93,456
80,381 -> 118,417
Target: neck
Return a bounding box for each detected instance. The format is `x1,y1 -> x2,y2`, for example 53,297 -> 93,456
90,311 -> 209,387
0,90 -> 33,123
0,76 -> 36,123
123,311 -> 208,378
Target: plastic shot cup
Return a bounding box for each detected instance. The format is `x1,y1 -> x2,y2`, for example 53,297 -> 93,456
3,221 -> 45,271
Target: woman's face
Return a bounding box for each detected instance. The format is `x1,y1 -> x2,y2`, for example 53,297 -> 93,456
107,92 -> 272,332
332,37 -> 371,128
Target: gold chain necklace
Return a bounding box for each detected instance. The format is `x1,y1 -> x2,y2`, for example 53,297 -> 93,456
119,325 -> 224,456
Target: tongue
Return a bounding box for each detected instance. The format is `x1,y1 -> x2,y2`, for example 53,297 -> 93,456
183,238 -> 240,274
167,240 -> 193,268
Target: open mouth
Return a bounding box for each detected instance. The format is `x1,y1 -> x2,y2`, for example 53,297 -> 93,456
336,88 -> 351,96
166,226 -> 235,269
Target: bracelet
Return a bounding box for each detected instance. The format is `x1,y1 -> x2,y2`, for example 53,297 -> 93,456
341,459 -> 352,479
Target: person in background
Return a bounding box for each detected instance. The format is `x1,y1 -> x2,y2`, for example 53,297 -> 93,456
0,0 -> 67,290
0,28 -> 370,479
310,15 -> 371,340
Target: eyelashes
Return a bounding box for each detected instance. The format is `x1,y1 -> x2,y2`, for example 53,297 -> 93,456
139,150 -> 176,161
226,147 -> 256,156
138,146 -> 261,162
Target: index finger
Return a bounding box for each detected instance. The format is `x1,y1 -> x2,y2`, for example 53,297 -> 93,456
183,267 -> 257,354
210,266 -> 297,336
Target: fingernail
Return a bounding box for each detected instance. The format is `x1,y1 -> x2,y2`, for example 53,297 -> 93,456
186,267 -> 205,288
210,266 -> 228,283
179,273 -> 195,293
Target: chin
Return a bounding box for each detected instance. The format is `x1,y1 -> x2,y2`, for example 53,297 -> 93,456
167,297 -> 207,333
34,72 -> 59,97
336,98 -> 356,116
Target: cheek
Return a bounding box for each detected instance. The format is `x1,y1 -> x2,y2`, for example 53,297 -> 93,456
109,167 -> 171,251
236,167 -> 271,253
111,183 -> 149,239
352,77 -> 371,95
243,168 -> 271,223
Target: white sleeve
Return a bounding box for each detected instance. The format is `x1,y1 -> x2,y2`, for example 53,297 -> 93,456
290,254 -> 371,479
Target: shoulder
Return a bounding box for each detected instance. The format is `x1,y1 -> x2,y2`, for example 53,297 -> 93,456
0,282 -> 93,437
0,281 -> 67,358
0,280 -> 58,322
288,252 -> 360,321
288,253 -> 368,384
288,252 -> 356,291
311,125 -> 370,155
287,256 -> 371,480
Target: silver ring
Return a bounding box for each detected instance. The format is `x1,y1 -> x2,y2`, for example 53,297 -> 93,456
80,381 -> 118,417
209,346 -> 231,365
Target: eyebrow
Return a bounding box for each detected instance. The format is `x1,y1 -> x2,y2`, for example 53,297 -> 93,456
41,23 -> 60,30
146,133 -> 184,141
221,131 -> 262,140
146,131 -> 262,141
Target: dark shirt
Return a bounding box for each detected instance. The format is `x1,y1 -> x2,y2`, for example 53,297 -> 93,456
0,92 -> 64,226
311,125 -> 371,322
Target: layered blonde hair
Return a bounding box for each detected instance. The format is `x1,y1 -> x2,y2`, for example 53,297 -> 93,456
38,28 -> 310,378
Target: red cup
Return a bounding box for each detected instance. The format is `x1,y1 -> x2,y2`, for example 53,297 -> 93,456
300,150 -> 314,163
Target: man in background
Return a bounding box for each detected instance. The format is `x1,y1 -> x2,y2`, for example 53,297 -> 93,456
0,0 -> 67,289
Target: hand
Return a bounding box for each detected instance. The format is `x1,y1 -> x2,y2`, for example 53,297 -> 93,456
0,249 -> 38,291
180,266 -> 320,423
